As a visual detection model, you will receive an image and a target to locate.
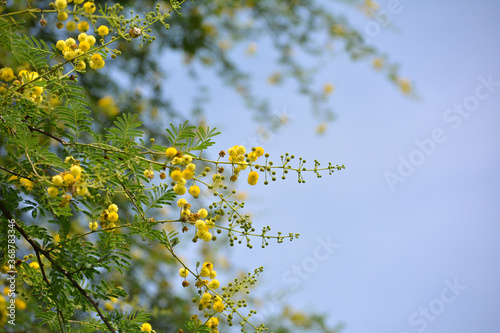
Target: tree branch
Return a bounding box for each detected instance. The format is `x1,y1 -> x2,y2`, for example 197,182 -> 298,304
0,201 -> 116,333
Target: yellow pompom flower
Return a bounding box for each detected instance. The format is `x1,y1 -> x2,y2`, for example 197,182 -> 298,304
208,279 -> 220,289
78,33 -> 88,42
398,78 -> 412,95
247,171 -> 259,185
104,302 -> 114,311
20,178 -> 34,191
63,173 -> 75,184
198,208 -> 208,218
83,2 -> 96,14
47,186 -> 59,197
170,169 -> 183,182
29,262 -> 39,270
89,221 -> 98,231
166,147 -> 177,158
140,323 -> 152,332
0,67 -> 15,81
70,165 -> 82,178
76,185 -> 88,196
108,204 -> 118,213
66,21 -> 76,31
182,168 -> 194,180
77,21 -> 89,32
179,268 -> 189,278
323,83 -> 335,95
107,212 -> 118,222
86,35 -> 96,46
188,185 -> 200,198
182,155 -> 192,164
97,25 -> 109,36
213,300 -> 225,312
177,198 -> 187,208
209,269 -> 217,279
52,175 -> 63,186
76,60 -> 86,71
55,0 -> 67,10
15,299 -> 27,311
56,40 -> 66,51
186,163 -> 196,171
74,0 -> 84,4
90,53 -> 105,69
207,317 -> 219,329
57,11 -> 68,21
174,184 -> 186,195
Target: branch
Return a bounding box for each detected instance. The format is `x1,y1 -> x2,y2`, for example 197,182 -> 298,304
28,125 -> 67,144
0,201 -> 117,333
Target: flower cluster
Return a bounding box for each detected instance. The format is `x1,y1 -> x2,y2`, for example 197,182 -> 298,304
96,203 -> 120,231
55,33 -> 105,70
0,68 -> 46,103
47,162 -> 88,207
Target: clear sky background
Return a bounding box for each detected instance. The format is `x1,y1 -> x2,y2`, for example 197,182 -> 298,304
168,1 -> 500,332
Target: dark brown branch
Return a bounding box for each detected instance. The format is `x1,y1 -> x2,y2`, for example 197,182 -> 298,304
0,201 -> 116,333
0,165 -> 32,181
27,125 -> 67,144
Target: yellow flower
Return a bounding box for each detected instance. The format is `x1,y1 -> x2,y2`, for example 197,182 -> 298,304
0,67 -> 15,81
170,169 -> 183,182
83,2 -> 96,14
179,268 -> 189,278
76,185 -> 88,196
166,147 -> 177,158
186,163 -> 196,171
198,208 -> 208,218
247,171 -> 259,186
55,0 -> 67,10
90,53 -> 105,69
70,165 -> 82,178
97,25 -> 109,36
177,198 -> 187,208
188,185 -> 200,198
108,204 -> 118,213
208,279 -> 220,289
174,184 -> 186,195
56,40 -> 66,51
77,21 -> 89,32
47,186 -> 59,197
182,168 -> 194,180
76,60 -> 86,71
57,11 -> 68,21
79,40 -> 90,52
140,323 -> 152,332
86,35 -> 96,46
107,212 -> 118,222
182,155 -> 192,164
323,83 -> 335,95
213,300 -> 224,312
104,302 -> 114,311
15,299 -> 26,311
399,78 -> 412,95
89,221 -> 98,231
20,178 -> 34,191
66,21 -> 76,31
207,317 -> 219,328
63,173 -> 75,185
372,57 -> 384,70
209,270 -> 217,279
29,262 -> 39,270
74,0 -> 84,4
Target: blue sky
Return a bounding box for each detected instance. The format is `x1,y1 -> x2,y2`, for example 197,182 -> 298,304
169,1 -> 500,332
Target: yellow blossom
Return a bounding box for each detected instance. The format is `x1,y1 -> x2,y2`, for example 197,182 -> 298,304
166,147 -> 177,158
213,300 -> 224,312
66,21 -> 77,31
83,2 -> 96,14
77,21 -> 89,32
188,185 -> 200,198
140,323 -> 152,332
29,262 -> 39,270
57,11 -> 68,21
208,279 -> 220,289
107,212 -> 118,222
177,198 -> 187,208
86,35 -> 96,46
76,60 -> 86,71
89,221 -> 98,231
247,171 -> 259,185
47,187 -> 59,197
174,184 -> 186,195
198,208 -> 208,218
179,268 -> 189,278
70,165 -> 82,178
0,67 -> 14,81
182,168 -> 194,180
55,0 -> 67,10
97,25 -> 109,36
108,204 -> 118,212
170,169 -> 183,182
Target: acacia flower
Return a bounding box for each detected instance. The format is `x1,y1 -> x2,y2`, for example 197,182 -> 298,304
66,21 -> 76,31
54,0 -> 67,10
140,323 -> 152,332
97,25 -> 109,36
52,175 -> 63,186
247,171 -> 259,185
188,185 -> 200,198
47,187 -> 59,197
83,2 -> 96,14
213,300 -> 225,312
179,268 -> 189,278
166,147 -> 177,158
